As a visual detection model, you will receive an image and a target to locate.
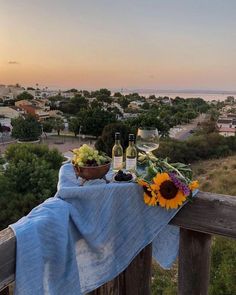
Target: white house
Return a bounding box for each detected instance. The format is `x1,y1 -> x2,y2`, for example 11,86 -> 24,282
0,106 -> 20,119
217,118 -> 233,129
128,101 -> 144,110
219,127 -> 235,137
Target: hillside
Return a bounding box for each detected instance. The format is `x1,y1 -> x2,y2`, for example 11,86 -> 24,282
192,154 -> 236,196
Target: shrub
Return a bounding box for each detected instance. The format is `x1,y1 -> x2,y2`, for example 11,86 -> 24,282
156,133 -> 236,164
210,237 -> 236,295
0,144 -> 63,230
11,115 -> 42,141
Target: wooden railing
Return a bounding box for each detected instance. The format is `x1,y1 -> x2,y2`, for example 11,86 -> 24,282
0,191 -> 236,295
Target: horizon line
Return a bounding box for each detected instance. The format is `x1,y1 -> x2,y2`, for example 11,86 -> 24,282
1,82 -> 236,94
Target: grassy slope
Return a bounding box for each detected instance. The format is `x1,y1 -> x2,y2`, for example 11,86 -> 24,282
192,154 -> 236,196
192,155 -> 236,295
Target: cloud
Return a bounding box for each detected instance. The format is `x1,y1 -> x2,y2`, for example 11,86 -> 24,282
8,61 -> 19,65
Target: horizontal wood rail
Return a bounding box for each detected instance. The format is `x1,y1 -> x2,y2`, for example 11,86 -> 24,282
0,191 -> 236,294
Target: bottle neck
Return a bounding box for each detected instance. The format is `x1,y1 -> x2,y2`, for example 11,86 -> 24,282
129,141 -> 134,147
115,139 -> 121,145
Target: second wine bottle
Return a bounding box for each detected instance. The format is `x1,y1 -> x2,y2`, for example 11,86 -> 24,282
125,134 -> 137,171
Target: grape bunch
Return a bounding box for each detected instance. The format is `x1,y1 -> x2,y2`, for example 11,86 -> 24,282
114,170 -> 133,182
72,144 -> 109,167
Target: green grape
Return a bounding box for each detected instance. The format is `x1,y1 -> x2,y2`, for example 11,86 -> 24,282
75,144 -> 108,166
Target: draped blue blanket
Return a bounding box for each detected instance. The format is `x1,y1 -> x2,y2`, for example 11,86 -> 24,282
10,163 -> 193,295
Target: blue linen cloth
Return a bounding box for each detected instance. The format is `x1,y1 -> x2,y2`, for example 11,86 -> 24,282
10,163 -> 195,295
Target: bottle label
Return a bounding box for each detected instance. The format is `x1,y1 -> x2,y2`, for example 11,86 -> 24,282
113,156 -> 123,170
126,158 -> 137,171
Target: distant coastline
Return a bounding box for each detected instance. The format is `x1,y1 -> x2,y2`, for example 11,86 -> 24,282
1,82 -> 235,102
119,89 -> 236,102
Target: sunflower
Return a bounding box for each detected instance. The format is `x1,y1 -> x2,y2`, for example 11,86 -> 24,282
189,180 -> 199,191
137,179 -> 158,206
151,172 -> 187,209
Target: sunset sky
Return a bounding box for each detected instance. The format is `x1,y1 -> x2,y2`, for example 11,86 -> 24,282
0,0 -> 236,90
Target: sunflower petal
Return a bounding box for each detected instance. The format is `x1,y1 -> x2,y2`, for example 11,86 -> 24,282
144,193 -> 151,205
189,180 -> 199,191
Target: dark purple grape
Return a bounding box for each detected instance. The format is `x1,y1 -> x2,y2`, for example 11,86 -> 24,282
125,174 -> 133,181
86,159 -> 98,166
115,175 -> 123,181
115,171 -> 132,181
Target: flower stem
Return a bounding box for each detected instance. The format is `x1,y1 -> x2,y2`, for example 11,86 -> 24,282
162,161 -> 186,180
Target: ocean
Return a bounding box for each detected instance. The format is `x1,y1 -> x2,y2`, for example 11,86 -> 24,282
122,90 -> 236,102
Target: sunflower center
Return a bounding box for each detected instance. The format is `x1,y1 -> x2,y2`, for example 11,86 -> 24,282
160,180 -> 178,200
143,186 -> 152,197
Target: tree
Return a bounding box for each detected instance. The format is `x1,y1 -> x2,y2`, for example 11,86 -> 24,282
95,123 -> 132,156
52,117 -> 65,136
76,108 -> 117,137
185,110 -> 197,121
142,102 -> 150,109
70,95 -> 89,110
172,112 -> 184,125
58,95 -> 89,114
117,97 -> 129,109
16,91 -> 34,101
90,99 -> 103,109
95,88 -> 112,103
65,88 -> 78,93
208,108 -> 220,121
48,95 -> 63,102
113,92 -> 122,97
82,90 -> 91,98
42,119 -> 54,133
195,120 -> 217,135
68,117 -> 80,136
148,95 -> 156,100
125,112 -> 170,137
11,115 -> 42,141
125,93 -> 141,100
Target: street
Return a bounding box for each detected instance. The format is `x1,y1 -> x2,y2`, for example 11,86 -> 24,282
169,114 -> 207,141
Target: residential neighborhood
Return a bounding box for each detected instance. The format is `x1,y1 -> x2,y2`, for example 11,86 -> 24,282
1,83 -> 236,143
217,98 -> 236,137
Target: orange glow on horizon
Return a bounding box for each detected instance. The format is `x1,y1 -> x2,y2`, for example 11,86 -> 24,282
0,1 -> 235,91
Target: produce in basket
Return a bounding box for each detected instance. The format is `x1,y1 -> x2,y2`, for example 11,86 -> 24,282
71,144 -> 110,167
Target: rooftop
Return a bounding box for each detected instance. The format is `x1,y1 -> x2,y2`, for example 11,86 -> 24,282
219,127 -> 236,133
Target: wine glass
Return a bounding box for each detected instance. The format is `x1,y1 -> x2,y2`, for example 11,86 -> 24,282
136,127 -> 159,154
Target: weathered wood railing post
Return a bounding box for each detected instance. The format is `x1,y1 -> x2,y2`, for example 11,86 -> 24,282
88,244 -> 152,295
0,287 -> 10,295
0,228 -> 15,295
178,229 -> 212,295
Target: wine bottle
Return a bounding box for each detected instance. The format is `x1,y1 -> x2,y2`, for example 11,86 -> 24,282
125,134 -> 137,171
112,132 -> 123,171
